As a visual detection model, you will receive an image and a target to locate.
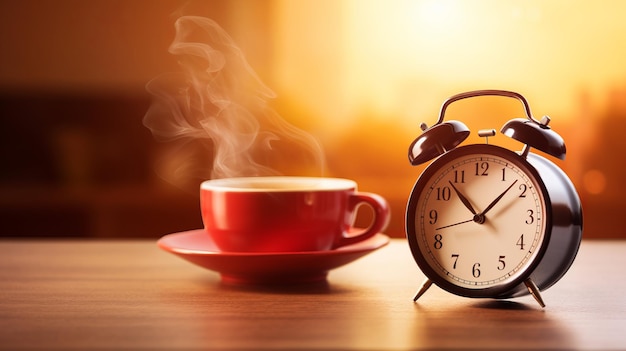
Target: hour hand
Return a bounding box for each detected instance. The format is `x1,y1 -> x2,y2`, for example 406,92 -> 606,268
448,181 -> 477,215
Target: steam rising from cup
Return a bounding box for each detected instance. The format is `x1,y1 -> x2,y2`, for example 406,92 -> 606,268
144,16 -> 326,190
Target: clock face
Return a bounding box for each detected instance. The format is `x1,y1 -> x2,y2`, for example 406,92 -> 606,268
407,144 -> 550,296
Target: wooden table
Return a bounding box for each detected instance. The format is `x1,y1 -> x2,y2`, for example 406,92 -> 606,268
0,238 -> 624,350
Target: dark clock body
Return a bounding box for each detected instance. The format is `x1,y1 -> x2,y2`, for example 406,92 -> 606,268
406,144 -> 582,300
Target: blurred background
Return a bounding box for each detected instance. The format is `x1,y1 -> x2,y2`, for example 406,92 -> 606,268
0,0 -> 623,239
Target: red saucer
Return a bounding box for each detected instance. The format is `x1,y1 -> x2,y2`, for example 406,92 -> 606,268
157,229 -> 389,284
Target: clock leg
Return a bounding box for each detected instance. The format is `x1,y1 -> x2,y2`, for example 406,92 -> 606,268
524,278 -> 546,308
413,279 -> 433,302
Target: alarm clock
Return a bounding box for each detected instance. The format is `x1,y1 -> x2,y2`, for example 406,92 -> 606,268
405,90 -> 583,307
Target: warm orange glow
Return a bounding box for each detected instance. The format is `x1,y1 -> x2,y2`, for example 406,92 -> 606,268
273,0 -> 626,127
583,169 -> 607,195
1,1 -> 623,239
272,0 -> 626,237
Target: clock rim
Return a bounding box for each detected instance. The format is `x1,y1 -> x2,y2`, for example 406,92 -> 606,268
405,144 -> 554,298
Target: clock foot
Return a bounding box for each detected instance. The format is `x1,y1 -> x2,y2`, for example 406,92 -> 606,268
413,279 -> 433,302
524,278 -> 546,308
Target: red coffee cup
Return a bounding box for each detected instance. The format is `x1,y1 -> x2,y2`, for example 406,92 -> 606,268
200,176 -> 390,252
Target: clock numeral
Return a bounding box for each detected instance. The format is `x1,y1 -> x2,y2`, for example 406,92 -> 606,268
497,255 -> 506,271
526,209 -> 535,224
454,170 -> 465,183
475,162 -> 489,176
472,263 -> 481,278
451,254 -> 459,269
429,210 -> 438,225
436,186 -> 451,201
501,168 -> 506,181
516,234 -> 525,250
434,234 -> 443,249
519,183 -> 528,198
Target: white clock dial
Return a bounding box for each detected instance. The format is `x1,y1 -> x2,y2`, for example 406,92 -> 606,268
406,90 -> 583,307
413,148 -> 547,289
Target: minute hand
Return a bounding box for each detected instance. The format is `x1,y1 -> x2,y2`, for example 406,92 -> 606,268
479,179 -> 518,217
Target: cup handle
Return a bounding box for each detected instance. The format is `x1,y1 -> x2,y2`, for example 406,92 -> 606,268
333,192 -> 390,249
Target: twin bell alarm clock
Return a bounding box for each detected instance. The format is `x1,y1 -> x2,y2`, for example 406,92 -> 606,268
405,90 -> 583,307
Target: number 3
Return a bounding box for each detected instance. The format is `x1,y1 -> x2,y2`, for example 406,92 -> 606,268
526,210 -> 534,224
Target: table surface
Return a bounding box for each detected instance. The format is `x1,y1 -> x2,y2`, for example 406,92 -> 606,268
0,238 -> 624,350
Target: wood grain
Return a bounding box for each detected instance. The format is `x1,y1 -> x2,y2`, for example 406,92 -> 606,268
0,239 -> 623,350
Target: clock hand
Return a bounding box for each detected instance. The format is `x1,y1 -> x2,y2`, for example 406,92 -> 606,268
435,218 -> 474,231
436,180 -> 517,229
477,179 -> 518,219
448,180 -> 477,215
